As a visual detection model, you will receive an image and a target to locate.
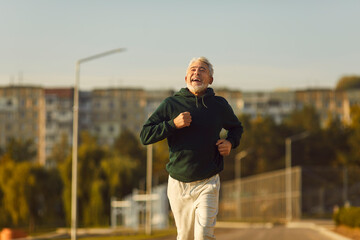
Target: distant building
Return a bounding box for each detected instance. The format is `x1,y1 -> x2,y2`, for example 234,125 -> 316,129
342,89 -> 360,124
44,88 -> 74,164
90,88 -> 146,146
295,89 -> 347,126
44,88 -> 92,165
144,89 -> 174,117
0,85 -> 46,164
240,90 -> 296,124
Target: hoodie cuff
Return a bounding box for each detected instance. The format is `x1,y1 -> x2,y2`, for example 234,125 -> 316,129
226,138 -> 235,149
167,119 -> 177,130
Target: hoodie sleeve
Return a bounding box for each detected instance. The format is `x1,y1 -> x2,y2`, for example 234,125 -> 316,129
221,99 -> 243,149
140,99 -> 177,145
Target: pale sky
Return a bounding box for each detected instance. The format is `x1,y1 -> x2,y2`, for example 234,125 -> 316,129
1,0 -> 359,91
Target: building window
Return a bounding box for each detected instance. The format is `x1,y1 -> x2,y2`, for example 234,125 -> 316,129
109,101 -> 114,109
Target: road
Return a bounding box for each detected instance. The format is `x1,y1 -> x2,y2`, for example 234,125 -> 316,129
213,227 -> 339,240
151,224 -> 347,240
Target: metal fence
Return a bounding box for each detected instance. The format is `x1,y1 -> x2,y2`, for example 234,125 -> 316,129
301,166 -> 360,217
219,167 -> 301,221
219,166 -> 360,221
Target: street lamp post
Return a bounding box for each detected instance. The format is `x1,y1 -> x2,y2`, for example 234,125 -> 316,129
235,150 -> 248,219
146,144 -> 153,235
71,48 -> 126,240
285,131 -> 309,222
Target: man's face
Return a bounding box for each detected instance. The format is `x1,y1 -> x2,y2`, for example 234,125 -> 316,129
185,60 -> 213,95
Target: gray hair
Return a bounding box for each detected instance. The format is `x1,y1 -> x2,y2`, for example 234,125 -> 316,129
187,57 -> 214,77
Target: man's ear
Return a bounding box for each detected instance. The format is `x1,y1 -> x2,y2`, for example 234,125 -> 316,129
185,76 -> 187,82
209,77 -> 213,84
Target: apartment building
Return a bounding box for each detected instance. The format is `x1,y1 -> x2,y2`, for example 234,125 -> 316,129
144,89 -> 174,117
44,88 -> 74,162
44,88 -> 92,164
341,89 -> 360,124
240,90 -> 296,124
0,85 -> 46,164
90,88 -> 146,146
295,89 -> 346,126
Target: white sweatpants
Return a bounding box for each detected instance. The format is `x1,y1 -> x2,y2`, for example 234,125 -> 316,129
167,174 -> 220,240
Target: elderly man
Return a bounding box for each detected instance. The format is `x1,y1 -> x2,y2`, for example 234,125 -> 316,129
140,57 -> 243,240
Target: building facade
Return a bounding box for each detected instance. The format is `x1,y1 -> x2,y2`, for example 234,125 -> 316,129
0,85 -> 46,164
239,90 -> 296,124
90,88 -> 147,146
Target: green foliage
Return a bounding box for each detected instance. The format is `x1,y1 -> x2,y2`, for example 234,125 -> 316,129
245,116 -> 286,174
59,131 -> 107,226
335,75 -> 360,91
101,154 -> 138,199
348,105 -> 360,166
283,105 -> 320,133
225,104 -> 360,179
0,160 -> 64,230
47,133 -> 70,166
333,207 -> 360,228
114,128 -> 146,162
2,138 -> 37,162
59,130 -> 146,227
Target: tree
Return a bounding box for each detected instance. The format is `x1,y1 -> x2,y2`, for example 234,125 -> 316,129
0,160 -> 64,230
323,114 -> 351,167
335,75 -> 360,91
283,105 -> 320,133
347,105 -> 360,166
4,138 -> 37,162
47,133 -> 70,167
59,131 -> 107,226
246,116 -> 286,175
113,128 -> 146,162
222,115 -> 286,179
101,154 -> 138,198
113,129 -> 146,188
0,160 -> 16,226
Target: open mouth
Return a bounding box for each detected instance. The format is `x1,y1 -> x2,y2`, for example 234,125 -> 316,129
191,79 -> 202,83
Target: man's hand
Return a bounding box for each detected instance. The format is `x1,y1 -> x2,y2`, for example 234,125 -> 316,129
216,139 -> 232,156
174,112 -> 192,129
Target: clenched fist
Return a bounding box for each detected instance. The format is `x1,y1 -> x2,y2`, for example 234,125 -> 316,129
174,112 -> 192,129
216,139 -> 232,156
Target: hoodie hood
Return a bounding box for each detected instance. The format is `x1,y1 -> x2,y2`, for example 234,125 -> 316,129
174,87 -> 215,108
174,87 -> 215,98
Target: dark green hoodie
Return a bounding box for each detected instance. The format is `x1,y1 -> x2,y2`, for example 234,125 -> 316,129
140,88 -> 243,182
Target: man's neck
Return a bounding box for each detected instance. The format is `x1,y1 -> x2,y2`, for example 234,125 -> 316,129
187,88 -> 206,97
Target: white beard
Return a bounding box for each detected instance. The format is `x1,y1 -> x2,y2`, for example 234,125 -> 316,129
187,82 -> 208,95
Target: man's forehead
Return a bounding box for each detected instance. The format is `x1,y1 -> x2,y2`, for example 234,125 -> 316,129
189,61 -> 208,69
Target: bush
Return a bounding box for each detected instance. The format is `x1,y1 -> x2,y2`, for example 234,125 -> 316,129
333,207 -> 360,228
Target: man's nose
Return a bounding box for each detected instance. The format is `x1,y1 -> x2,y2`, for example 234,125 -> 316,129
194,68 -> 200,75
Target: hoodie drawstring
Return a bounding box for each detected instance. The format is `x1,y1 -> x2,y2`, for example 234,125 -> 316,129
195,96 -> 208,108
201,97 -> 208,108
